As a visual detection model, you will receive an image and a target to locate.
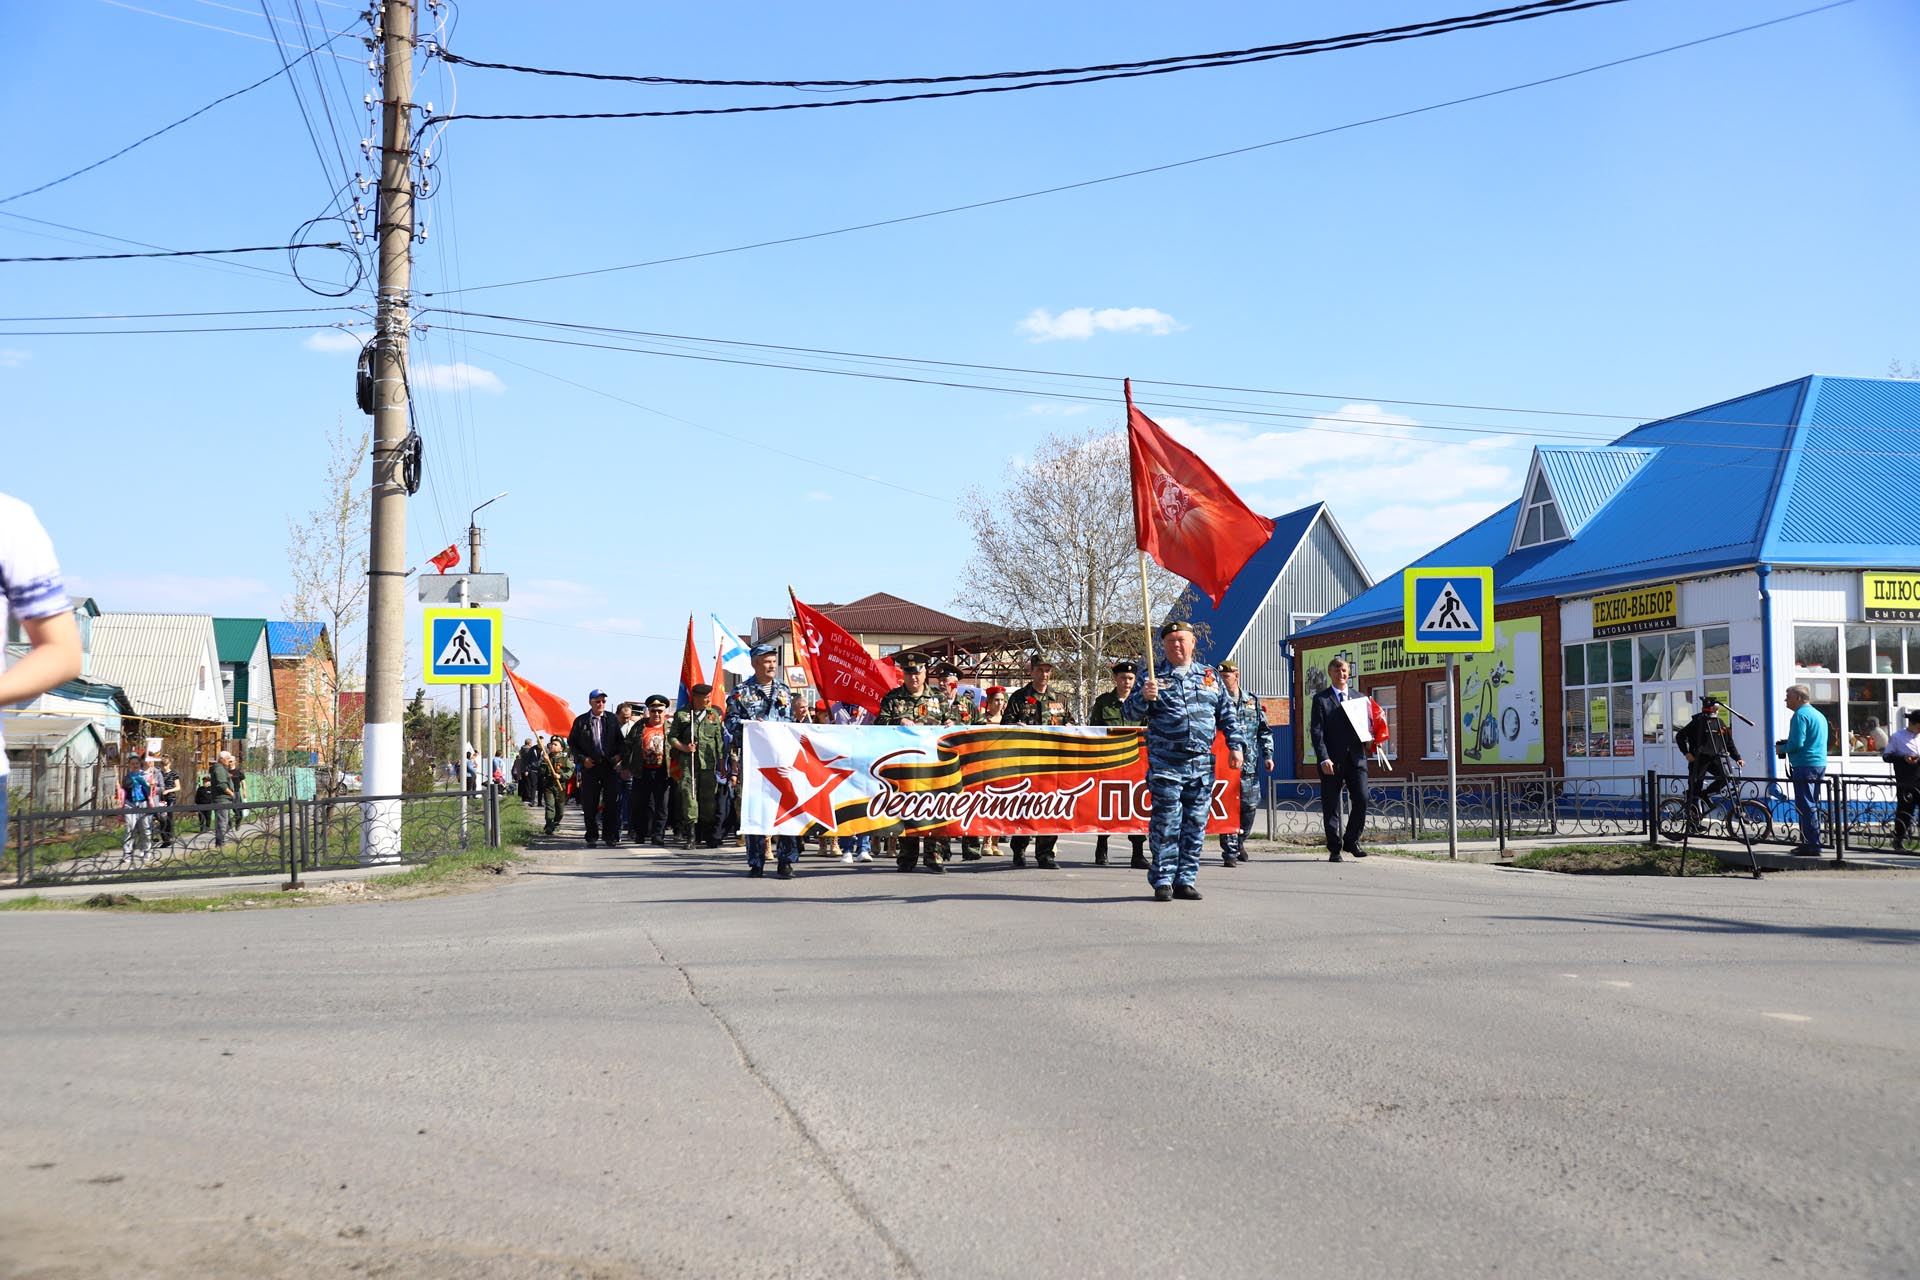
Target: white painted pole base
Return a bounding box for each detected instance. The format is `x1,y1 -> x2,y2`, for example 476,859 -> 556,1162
360,720 -> 403,865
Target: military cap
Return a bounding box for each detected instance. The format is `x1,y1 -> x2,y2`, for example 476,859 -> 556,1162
1111,660 -> 1137,675
1159,619 -> 1196,638
689,682 -> 713,696
894,652 -> 926,672
1701,695 -> 1721,708
1027,651 -> 1054,667
748,642 -> 780,659
644,694 -> 669,708
1218,659 -> 1239,673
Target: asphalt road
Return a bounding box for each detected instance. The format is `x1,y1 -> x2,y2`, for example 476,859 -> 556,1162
2,822 -> 1917,1279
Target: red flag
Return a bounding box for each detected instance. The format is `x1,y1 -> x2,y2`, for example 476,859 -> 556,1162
428,544 -> 461,574
507,669 -> 574,738
789,589 -> 900,714
1125,379 -> 1275,607
676,616 -> 705,709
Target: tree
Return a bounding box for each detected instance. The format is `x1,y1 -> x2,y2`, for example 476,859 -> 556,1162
284,416 -> 370,785
403,687 -> 458,792
956,425 -> 1185,720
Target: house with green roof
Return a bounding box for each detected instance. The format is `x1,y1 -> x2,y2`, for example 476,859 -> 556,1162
213,617 -> 278,763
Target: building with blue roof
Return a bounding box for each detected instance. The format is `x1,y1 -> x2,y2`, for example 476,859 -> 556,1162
1287,376 -> 1920,787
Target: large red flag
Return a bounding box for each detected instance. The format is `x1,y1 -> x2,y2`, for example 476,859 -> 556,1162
507,669 -> 574,738
1125,379 -> 1275,607
789,589 -> 901,714
428,543 -> 460,574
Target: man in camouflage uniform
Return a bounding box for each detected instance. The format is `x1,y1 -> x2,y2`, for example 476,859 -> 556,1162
1217,660 -> 1272,867
540,736 -> 572,836
936,669 -> 981,861
1123,620 -> 1242,902
1002,652 -> 1072,868
1089,659 -> 1149,869
725,643 -> 802,879
671,683 -> 727,848
876,653 -> 950,873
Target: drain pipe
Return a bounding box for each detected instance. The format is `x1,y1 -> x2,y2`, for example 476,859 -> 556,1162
1757,564 -> 1777,781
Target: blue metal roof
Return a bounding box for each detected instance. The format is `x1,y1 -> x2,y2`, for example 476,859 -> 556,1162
266,620 -> 327,658
1177,503 -> 1325,658
1295,376 -> 1920,641
1535,446 -> 1657,535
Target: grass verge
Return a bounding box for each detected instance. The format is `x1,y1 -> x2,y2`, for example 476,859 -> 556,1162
1507,843 -> 1737,876
0,801 -> 533,912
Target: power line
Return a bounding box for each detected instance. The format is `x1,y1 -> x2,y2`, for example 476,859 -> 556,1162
1,322 -> 363,335
424,1 -> 1635,126
0,30 -> 356,207
0,210 -> 305,284
434,1 -> 1623,90
0,242 -> 341,263
436,0 -> 1857,296
0,305 -> 362,321
97,0 -> 364,59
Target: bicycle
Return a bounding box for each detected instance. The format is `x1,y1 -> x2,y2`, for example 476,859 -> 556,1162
1657,770 -> 1774,846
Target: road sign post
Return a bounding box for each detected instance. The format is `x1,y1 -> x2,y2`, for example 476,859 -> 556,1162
1404,568 -> 1495,860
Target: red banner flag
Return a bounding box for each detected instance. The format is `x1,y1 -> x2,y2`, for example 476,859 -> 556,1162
507,669 -> 574,738
1125,379 -> 1275,607
676,616 -> 705,709
789,589 -> 901,714
428,543 -> 461,574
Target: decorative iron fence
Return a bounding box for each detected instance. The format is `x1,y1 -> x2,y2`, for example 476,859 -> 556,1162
10,788 -> 502,889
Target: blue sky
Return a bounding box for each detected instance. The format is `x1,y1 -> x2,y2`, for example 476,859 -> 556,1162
4,0 -> 1915,707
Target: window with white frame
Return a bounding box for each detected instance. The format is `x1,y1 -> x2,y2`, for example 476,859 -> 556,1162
1791,624 -> 1920,757
1425,681 -> 1449,757
1514,470 -> 1569,549
1370,686 -> 1398,760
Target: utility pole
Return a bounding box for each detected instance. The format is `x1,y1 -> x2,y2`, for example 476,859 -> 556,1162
468,515 -> 483,765
360,0 -> 415,860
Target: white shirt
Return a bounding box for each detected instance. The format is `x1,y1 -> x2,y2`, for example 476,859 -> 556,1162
1886,727 -> 1920,760
1,495 -> 71,777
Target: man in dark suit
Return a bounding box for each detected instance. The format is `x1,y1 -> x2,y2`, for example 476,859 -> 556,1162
567,689 -> 622,847
1308,656 -> 1371,862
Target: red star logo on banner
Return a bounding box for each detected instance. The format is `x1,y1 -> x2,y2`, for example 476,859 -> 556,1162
759,734 -> 856,829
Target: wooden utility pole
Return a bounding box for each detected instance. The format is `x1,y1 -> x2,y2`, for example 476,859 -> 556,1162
360,0 -> 415,857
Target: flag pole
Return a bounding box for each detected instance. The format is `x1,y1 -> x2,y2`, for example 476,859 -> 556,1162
1138,551 -> 1157,685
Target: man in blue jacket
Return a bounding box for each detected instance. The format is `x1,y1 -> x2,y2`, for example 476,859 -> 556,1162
1778,684 -> 1830,856
1123,620 -> 1242,902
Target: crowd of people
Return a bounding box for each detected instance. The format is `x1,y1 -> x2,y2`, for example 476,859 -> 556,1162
521,626 -> 1276,899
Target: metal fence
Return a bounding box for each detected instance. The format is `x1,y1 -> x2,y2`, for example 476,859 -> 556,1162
10,788 -> 501,889
1264,769 -> 1907,863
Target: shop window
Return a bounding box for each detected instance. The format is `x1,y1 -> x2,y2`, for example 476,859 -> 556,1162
1794,626 -> 1838,673
1668,633 -> 1697,680
1586,689 -> 1611,758
1846,679 -> 1891,756
1370,687 -> 1398,760
1586,642 -> 1609,686
1640,691 -> 1666,745
1845,626 -> 1872,675
1425,681 -> 1449,758
1611,639 -> 1634,683
1872,627 -> 1905,674
1564,689 -> 1588,757
1801,678 -> 1842,757
1702,627 -> 1731,677
1563,644 -> 1585,687
1611,687 -> 1635,757
1638,635 -> 1666,683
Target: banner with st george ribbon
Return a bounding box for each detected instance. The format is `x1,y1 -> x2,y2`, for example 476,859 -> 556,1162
739,722 -> 1240,838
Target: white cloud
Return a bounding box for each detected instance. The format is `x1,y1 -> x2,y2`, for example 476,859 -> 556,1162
805,489 -> 833,502
1153,403 -> 1527,575
1017,306 -> 1183,342
0,349 -> 29,367
302,331 -> 364,353
416,362 -> 505,394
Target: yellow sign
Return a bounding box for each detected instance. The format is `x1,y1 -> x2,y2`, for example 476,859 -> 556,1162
1863,570 -> 1920,623
1590,583 -> 1677,638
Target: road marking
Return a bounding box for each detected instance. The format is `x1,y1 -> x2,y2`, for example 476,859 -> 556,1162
1600,980 -> 1633,988
1764,1012 -> 1812,1023
1559,973 -> 1580,979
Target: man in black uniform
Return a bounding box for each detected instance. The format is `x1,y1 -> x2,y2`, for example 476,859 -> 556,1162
1676,695 -> 1744,827
1089,660 -> 1148,868
567,689 -> 622,847
1003,652 -> 1073,868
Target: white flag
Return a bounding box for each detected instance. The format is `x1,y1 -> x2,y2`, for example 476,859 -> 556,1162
711,613 -> 754,676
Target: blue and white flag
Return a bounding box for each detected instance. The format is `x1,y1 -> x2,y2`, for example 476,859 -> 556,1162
711,613 -> 754,676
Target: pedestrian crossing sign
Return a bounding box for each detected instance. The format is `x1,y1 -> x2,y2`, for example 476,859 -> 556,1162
423,606 -> 504,684
1403,567 -> 1494,653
